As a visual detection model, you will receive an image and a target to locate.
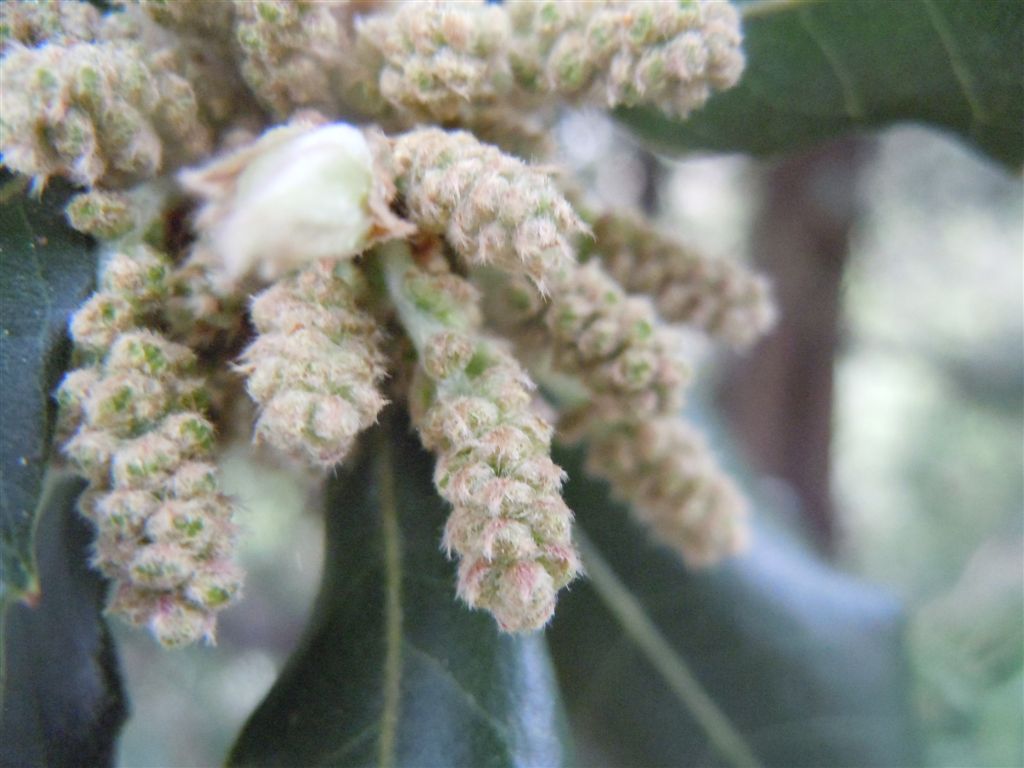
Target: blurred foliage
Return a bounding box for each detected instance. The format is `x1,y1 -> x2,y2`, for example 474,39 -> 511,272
620,0 -> 1024,169
837,127 -> 1023,766
550,444 -> 920,767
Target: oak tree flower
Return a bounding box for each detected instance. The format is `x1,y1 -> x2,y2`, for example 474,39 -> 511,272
383,241 -> 580,631
391,127 -> 584,292
590,210 -> 776,349
238,259 -> 388,468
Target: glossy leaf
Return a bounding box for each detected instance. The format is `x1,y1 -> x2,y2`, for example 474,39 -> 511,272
548,444 -> 922,768
0,473 -> 127,767
618,0 -> 1024,169
0,179 -> 96,606
229,412 -> 572,768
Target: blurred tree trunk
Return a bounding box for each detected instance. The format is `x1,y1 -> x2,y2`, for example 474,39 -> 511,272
720,138 -> 872,553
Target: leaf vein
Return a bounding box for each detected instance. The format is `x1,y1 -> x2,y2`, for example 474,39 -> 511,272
577,530 -> 762,768
740,0 -> 818,21
922,0 -> 989,126
324,722 -> 380,764
376,428 -> 404,768
403,640 -> 514,748
796,6 -> 866,120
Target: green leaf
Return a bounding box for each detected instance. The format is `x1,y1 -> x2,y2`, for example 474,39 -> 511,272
0,179 -> 97,606
229,411 -> 572,768
618,0 -> 1024,168
549,444 -> 922,768
0,473 -> 127,767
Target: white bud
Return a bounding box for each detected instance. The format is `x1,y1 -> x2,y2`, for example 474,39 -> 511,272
182,122 -> 409,286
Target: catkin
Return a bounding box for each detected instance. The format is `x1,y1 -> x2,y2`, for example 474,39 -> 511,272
590,211 -> 776,349
237,259 -> 388,468
65,190 -> 136,240
507,0 -> 745,118
134,0 -> 236,41
391,127 -> 583,292
231,0 -> 350,118
353,0 -> 512,124
586,419 -> 749,567
0,0 -> 101,53
0,41 -> 211,188
496,261 -> 691,425
384,241 -> 579,631
57,247 -> 242,646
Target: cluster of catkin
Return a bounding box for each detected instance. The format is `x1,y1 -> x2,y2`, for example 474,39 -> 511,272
2,0 -> 775,644
486,254 -> 753,565
1,0 -> 746,186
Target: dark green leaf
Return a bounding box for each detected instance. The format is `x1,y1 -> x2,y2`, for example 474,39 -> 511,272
619,0 -> 1024,168
0,179 -> 96,606
229,411 -> 572,768
549,444 -> 922,768
0,473 -> 127,768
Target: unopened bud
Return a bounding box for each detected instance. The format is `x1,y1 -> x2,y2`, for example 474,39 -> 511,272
181,121 -> 413,286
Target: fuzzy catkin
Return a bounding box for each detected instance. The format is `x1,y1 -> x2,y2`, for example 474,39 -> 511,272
353,0 -> 512,124
347,1 -> 553,158
383,242 -> 579,631
237,259 -> 388,468
0,0 -> 101,52
590,211 -> 777,349
68,245 -> 172,357
58,244 -> 171,442
391,128 -> 583,292
60,330 -> 241,646
506,0 -> 744,118
134,0 -> 236,41
0,39 -> 212,189
584,419 -> 749,567
498,261 -> 690,425
231,0 -> 351,118
110,2 -> 256,136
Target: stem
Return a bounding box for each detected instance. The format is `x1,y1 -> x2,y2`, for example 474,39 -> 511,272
378,241 -> 444,354
576,530 -> 762,768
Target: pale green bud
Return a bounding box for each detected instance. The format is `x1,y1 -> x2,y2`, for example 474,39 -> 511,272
182,121 -> 413,287
66,190 -> 136,239
185,562 -> 243,611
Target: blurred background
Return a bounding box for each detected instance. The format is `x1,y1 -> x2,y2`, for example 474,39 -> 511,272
115,117 -> 1023,767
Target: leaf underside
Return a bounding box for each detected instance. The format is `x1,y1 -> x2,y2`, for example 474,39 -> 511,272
0,474 -> 127,768
619,0 -> 1024,169
0,179 -> 96,607
548,444 -> 922,768
229,410 -> 572,768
